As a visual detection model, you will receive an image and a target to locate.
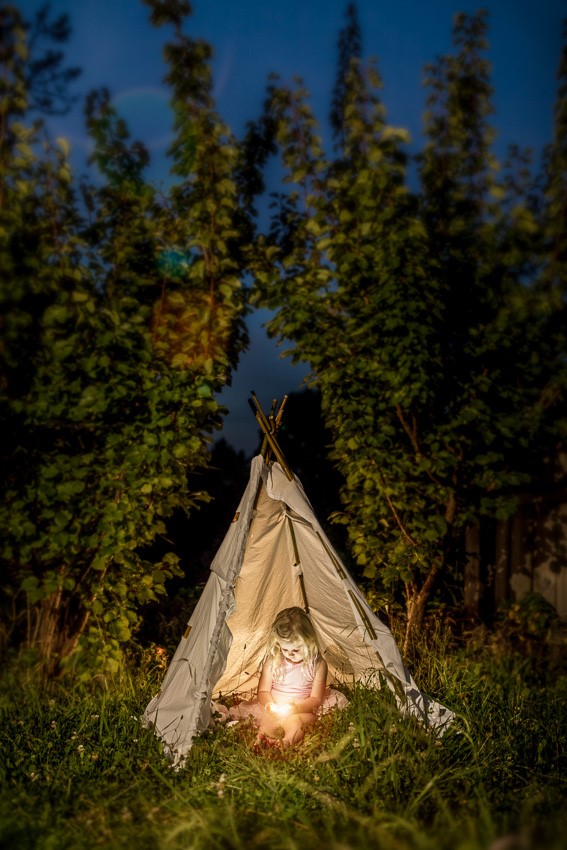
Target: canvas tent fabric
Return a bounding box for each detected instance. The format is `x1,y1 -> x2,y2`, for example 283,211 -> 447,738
143,456 -> 455,765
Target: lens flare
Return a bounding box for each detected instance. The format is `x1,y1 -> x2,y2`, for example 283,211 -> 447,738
112,87 -> 173,151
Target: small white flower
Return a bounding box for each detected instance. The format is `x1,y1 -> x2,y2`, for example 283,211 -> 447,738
91,714 -> 99,720
77,744 -> 85,752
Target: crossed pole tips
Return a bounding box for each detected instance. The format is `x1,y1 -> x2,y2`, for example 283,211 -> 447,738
248,391 -> 293,481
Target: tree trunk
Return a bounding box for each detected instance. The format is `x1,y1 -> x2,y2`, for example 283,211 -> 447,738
403,562 -> 441,655
28,591 -> 90,675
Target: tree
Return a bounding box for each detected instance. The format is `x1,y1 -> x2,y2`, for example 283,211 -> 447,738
538,21 -> 567,398
22,3 -> 81,115
252,9 -> 566,651
0,1 -> 250,675
329,1 -> 363,149
411,11 -> 565,637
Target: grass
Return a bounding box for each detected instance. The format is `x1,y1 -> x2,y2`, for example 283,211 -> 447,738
1,631 -> 566,850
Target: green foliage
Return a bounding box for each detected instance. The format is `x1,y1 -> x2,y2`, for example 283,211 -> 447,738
21,3 -> 82,115
0,3 -> 250,675
329,1 -> 363,149
496,592 -> 559,647
0,640 -> 565,849
252,10 -> 566,649
538,21 -> 567,407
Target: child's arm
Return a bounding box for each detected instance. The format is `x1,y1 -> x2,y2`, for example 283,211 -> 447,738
256,660 -> 274,708
290,657 -> 328,715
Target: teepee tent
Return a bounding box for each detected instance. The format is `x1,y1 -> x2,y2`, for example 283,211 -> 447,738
143,395 -> 455,765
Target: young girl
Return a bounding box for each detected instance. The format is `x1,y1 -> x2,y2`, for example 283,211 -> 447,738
253,607 -> 328,749
226,607 -> 347,748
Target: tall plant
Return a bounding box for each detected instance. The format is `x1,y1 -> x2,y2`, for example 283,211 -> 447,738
0,1 -> 249,675
538,21 -> 567,394
252,8 -> 565,650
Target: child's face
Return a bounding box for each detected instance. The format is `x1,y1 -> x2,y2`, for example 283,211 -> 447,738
279,640 -> 303,664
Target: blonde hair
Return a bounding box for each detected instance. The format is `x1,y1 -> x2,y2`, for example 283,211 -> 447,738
265,607 -> 320,681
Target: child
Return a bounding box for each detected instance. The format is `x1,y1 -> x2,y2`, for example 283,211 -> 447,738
254,606 -> 327,749
218,606 -> 341,752
228,607 -> 347,748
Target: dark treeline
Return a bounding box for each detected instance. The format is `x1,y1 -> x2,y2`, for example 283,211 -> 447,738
1,1 -> 565,672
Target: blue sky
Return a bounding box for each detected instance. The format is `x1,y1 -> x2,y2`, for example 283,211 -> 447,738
18,0 -> 566,452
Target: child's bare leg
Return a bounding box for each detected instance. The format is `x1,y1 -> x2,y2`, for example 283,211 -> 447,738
255,715 -> 281,748
281,713 -> 316,748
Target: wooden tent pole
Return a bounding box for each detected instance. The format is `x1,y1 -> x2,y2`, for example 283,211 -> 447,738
260,397 -> 278,460
248,393 -> 294,481
249,404 -> 294,481
274,394 -> 288,428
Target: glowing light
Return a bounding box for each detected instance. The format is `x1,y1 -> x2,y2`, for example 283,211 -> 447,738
270,703 -> 292,717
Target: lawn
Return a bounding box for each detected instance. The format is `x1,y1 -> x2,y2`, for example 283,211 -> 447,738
1,627 -> 565,850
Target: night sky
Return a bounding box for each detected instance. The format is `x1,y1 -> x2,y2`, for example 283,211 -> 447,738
17,0 -> 566,453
